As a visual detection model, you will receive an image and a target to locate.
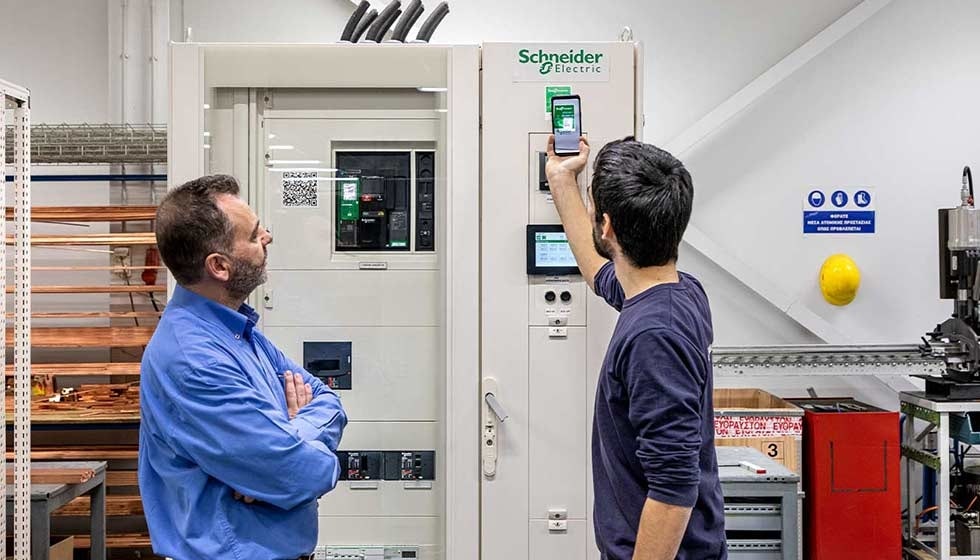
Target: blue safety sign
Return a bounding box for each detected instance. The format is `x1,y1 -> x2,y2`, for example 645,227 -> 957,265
807,190 -> 825,208
831,190 -> 848,208
804,188 -> 875,234
854,190 -> 871,208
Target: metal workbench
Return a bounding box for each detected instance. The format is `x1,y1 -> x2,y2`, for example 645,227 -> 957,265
901,392 -> 980,560
719,446 -> 801,560
4,461 -> 107,560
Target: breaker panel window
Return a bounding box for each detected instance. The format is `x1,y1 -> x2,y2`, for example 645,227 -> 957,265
335,150 -> 435,252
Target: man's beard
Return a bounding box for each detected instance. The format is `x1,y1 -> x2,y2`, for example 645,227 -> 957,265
592,222 -> 614,260
226,253 -> 267,301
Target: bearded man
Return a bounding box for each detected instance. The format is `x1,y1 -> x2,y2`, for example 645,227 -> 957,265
139,174 -> 347,560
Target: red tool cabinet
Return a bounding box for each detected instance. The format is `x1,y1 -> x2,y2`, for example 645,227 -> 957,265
788,398 -> 901,559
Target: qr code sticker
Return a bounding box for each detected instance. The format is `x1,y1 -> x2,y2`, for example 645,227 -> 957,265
282,171 -> 318,207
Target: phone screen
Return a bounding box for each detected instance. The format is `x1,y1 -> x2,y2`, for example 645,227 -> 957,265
552,97 -> 581,155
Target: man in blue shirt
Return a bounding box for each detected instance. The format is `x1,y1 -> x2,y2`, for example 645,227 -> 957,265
546,136 -> 726,559
139,174 -> 347,560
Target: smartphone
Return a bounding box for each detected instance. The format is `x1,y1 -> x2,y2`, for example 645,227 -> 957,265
551,95 -> 582,156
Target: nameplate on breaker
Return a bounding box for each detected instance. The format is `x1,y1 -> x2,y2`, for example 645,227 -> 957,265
349,481 -> 380,490
358,262 -> 389,270
403,481 -> 433,490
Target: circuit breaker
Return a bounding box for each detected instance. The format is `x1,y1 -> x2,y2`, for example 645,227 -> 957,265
337,451 -> 384,481
335,150 -> 436,252
383,451 -> 436,481
304,341 -> 353,390
336,451 -> 436,482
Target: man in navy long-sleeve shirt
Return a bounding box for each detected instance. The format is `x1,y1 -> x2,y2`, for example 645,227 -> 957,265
545,136 -> 726,559
139,174 -> 347,559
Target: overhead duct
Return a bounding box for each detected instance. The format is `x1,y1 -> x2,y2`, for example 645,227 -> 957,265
374,8 -> 402,42
350,8 -> 378,43
414,1 -> 448,43
365,0 -> 402,42
390,0 -> 424,42
340,0 -> 370,42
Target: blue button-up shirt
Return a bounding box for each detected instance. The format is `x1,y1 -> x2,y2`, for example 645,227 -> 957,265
139,285 -> 347,560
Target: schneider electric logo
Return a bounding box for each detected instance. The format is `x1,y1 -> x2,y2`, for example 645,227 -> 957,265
518,48 -> 605,76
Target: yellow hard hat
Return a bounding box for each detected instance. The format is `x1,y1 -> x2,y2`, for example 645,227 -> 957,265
819,254 -> 861,306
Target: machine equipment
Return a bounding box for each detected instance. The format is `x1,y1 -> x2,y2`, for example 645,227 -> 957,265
921,167 -> 980,398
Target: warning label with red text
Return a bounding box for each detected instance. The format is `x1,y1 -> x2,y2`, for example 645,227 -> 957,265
714,415 -> 803,439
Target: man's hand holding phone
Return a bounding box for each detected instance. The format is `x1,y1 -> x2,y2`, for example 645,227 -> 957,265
546,135 -> 590,187
544,132 -> 608,290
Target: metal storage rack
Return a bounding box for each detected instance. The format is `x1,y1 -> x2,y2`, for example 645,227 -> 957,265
4,123 -> 166,165
1,95 -> 163,557
1,76 -> 35,560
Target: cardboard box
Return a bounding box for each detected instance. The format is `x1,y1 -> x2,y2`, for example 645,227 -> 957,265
713,388 -> 804,474
50,536 -> 73,560
6,535 -> 72,560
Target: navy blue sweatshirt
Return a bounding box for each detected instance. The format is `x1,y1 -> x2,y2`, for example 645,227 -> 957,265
592,262 -> 726,560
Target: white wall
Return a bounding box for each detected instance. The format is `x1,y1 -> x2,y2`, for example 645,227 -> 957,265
686,0 -> 980,346
683,0 -> 980,407
0,0 -> 109,122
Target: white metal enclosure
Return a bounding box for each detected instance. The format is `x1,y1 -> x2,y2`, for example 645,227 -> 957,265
479,42 -> 641,560
169,40 -> 639,559
169,43 -> 481,559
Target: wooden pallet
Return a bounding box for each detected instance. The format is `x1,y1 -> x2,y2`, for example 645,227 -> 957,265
5,362 -> 140,376
23,265 -> 165,272
105,470 -> 138,487
6,232 -> 157,246
72,533 -> 152,549
5,466 -> 95,484
7,206 -> 157,222
6,447 -> 138,461
10,311 -> 162,319
6,326 -> 155,347
7,285 -> 166,294
22,411 -> 141,424
55,495 -> 144,517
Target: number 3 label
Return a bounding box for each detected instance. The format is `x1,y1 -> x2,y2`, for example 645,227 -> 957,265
765,442 -> 781,458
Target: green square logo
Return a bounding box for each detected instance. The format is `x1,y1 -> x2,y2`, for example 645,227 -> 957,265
338,179 -> 360,221
545,85 -> 572,112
